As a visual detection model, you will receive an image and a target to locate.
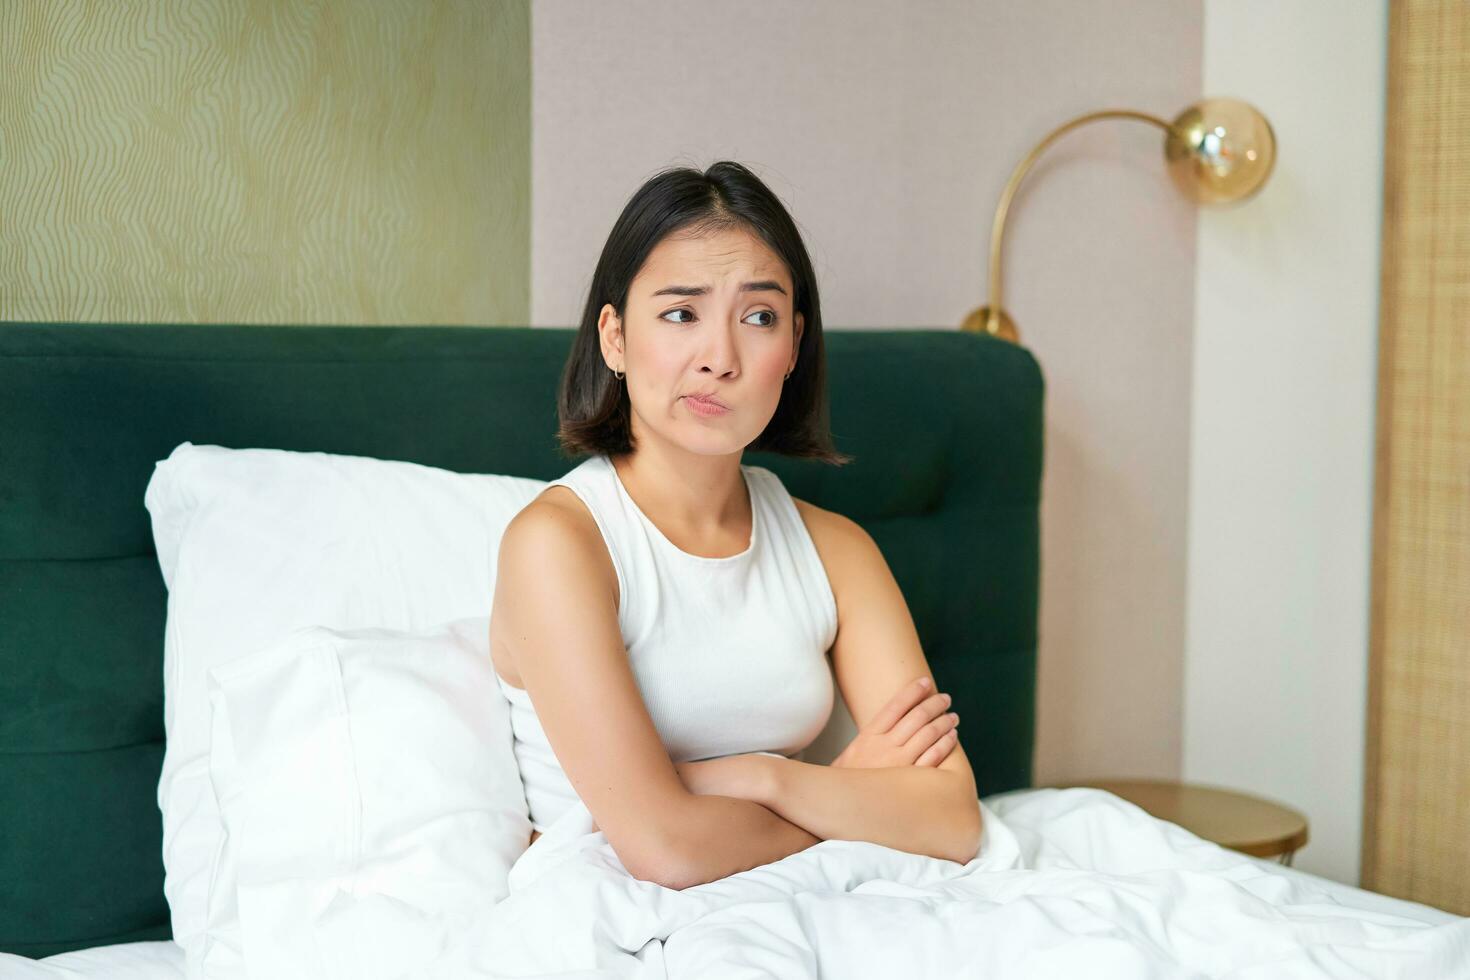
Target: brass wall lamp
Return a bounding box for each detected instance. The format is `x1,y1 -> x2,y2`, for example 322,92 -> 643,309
962,98 -> 1277,343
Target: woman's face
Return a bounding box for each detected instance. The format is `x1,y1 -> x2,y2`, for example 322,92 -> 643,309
599,226 -> 804,457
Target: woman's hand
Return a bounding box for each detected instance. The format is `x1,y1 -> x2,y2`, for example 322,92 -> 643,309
667,676 -> 960,804
831,676 -> 960,769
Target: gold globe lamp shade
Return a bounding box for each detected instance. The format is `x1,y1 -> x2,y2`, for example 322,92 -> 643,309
1166,98 -> 1277,203
966,97 -> 1276,343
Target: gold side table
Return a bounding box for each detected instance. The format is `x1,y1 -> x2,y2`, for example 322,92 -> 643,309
1057,779 -> 1310,865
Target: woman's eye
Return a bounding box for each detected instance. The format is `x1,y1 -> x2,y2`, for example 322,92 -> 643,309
658,308 -> 778,328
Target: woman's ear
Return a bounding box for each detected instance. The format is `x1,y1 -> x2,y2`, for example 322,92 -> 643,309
790,311 -> 805,372
597,304 -> 624,371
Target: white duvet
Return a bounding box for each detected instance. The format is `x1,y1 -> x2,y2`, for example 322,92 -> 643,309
441,788 -> 1470,979
9,787 -> 1467,979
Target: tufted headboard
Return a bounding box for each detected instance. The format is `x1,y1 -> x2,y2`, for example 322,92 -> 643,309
0,322 -> 1044,957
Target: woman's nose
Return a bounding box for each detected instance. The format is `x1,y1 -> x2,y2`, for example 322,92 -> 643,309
698,327 -> 740,376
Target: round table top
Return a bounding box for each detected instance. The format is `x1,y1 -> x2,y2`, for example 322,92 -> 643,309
1058,779 -> 1310,858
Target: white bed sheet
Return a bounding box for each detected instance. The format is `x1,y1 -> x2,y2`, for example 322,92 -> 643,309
2,788 -> 1462,979
0,940 -> 184,979
1235,851 -> 1457,926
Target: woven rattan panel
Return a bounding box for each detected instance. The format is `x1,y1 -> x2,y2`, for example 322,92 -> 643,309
1362,0 -> 1470,916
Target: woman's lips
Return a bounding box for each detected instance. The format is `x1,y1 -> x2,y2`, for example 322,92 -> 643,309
683,395 -> 731,417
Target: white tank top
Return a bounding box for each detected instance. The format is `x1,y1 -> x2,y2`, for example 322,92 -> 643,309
494,452 -> 838,832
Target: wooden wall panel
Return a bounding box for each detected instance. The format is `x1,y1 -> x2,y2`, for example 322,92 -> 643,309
1362,0 -> 1470,914
0,0 -> 529,325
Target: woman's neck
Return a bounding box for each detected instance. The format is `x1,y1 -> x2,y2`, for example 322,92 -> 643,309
610,443 -> 750,545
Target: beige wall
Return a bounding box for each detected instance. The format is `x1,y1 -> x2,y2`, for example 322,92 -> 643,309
1186,0 -> 1387,886
530,0 -> 1204,786
0,0 -> 529,325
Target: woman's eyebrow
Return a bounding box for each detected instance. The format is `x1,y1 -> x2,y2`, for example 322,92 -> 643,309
651,280 -> 787,297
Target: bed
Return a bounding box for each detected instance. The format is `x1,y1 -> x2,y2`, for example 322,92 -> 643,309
1,321 -> 1464,977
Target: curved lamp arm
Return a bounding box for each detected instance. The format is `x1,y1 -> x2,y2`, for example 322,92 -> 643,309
964,98 -> 1277,343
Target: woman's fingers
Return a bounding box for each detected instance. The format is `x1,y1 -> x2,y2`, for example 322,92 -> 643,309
915,729 -> 959,767
865,676 -> 935,734
903,710 -> 959,753
890,691 -> 953,743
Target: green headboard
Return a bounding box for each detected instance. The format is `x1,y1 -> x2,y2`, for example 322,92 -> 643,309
0,322 -> 1043,957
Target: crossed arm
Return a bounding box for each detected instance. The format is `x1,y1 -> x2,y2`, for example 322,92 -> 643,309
653,502 -> 984,885
619,675 -> 980,890
675,747 -> 981,868
497,490 -> 981,892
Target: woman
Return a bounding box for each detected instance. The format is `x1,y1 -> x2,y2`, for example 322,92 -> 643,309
489,161 -> 981,890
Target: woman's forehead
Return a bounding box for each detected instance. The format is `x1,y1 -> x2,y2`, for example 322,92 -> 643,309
636,230 -> 789,293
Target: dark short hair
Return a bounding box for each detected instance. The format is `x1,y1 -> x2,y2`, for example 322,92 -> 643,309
556,161 -> 851,466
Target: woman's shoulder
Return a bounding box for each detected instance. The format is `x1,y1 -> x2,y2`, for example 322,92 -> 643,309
502,485 -> 620,600
515,454 -> 611,533
788,494 -> 874,566
735,464 -> 871,550
508,485 -> 607,561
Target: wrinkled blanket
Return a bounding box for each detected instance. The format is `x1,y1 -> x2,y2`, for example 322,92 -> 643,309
243,788 -> 1470,979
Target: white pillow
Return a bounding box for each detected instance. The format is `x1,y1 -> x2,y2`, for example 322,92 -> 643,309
203,616 -> 529,980
143,442 -> 547,974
